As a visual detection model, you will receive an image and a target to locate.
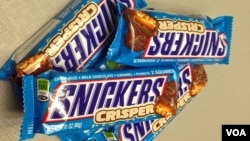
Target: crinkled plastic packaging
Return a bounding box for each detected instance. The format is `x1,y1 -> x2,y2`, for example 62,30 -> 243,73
0,1 -> 232,141
0,0 -> 147,101
107,4 -> 233,67
57,128 -> 106,141
113,64 -> 208,141
21,67 -> 178,140
59,64 -> 207,141
77,64 -> 208,141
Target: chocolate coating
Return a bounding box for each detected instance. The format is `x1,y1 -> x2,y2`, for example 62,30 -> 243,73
123,8 -> 159,52
154,80 -> 178,118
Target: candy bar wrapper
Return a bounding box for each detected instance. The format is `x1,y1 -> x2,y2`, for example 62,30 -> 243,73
82,64 -> 208,141
20,67 -> 179,140
0,0 -> 147,102
63,64 -> 207,141
56,58 -> 127,141
57,50 -> 129,141
57,128 -> 106,141
56,63 -> 207,141
58,128 -> 115,141
107,3 -> 233,67
91,49 -> 129,70
84,130 -> 119,141
114,64 -> 208,141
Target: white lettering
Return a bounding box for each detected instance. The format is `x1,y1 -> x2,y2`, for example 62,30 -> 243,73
226,129 -> 247,136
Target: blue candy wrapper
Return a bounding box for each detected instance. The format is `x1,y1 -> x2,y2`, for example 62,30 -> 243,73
0,0 -> 147,102
57,128 -> 106,141
107,4 -> 233,67
112,64 -> 208,141
61,64 -> 208,141
21,67 -> 178,140
58,128 -> 116,141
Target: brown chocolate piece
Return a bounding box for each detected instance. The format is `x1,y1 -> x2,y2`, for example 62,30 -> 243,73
123,8 -> 159,52
14,52 -> 53,80
189,65 -> 207,96
125,31 -> 150,52
154,80 -> 178,118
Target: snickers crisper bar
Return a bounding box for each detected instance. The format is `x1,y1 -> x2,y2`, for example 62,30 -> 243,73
60,64 -> 208,141
20,67 -> 178,140
107,5 -> 233,67
0,0 -> 147,101
115,64 -> 208,141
